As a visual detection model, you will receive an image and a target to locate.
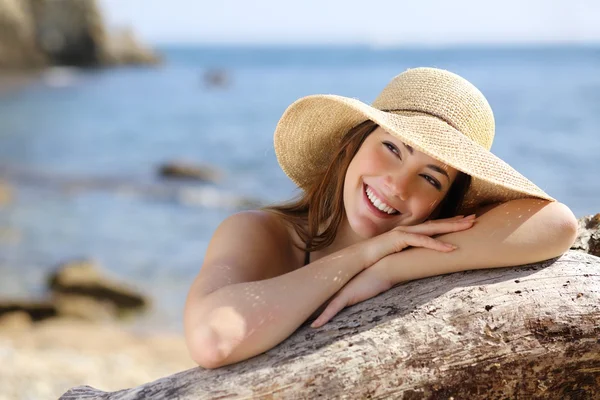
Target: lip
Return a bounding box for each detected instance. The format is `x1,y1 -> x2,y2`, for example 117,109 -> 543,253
362,183 -> 401,219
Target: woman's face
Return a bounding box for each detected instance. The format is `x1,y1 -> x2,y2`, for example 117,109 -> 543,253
343,126 -> 459,238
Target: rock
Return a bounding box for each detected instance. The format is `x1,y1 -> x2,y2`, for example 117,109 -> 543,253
29,0 -> 106,67
51,293 -> 119,322
103,28 -> 162,66
0,299 -> 57,321
0,0 -> 160,70
203,69 -> 230,88
60,250 -> 600,399
0,310 -> 33,331
571,213 -> 600,257
48,259 -> 150,314
0,260 -> 150,324
158,161 -> 223,184
0,0 -> 47,69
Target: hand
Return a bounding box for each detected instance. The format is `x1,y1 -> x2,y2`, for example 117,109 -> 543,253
311,262 -> 392,328
361,214 -> 476,268
311,215 -> 476,328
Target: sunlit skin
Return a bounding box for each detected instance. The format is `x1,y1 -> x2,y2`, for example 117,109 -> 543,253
346,127 -> 457,234
321,127 -> 459,257
184,126 -> 578,369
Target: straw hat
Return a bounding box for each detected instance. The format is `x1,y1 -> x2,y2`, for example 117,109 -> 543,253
274,67 -> 554,213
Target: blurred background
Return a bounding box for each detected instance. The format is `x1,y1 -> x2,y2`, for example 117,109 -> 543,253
0,0 -> 599,396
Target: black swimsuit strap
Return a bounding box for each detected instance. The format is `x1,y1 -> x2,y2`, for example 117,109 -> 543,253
304,249 -> 311,266
303,241 -> 311,266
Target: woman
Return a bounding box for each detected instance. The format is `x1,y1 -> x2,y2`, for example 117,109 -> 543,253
183,68 -> 578,369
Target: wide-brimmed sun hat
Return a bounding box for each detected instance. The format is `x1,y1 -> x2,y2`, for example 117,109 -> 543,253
274,67 -> 554,212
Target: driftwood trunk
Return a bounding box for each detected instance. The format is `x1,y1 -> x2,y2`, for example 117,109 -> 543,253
61,250 -> 600,399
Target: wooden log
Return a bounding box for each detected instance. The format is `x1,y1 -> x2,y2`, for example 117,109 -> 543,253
60,250 -> 600,399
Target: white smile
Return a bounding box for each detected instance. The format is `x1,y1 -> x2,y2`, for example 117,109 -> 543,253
365,185 -> 399,215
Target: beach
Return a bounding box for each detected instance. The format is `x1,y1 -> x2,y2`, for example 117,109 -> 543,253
0,316 -> 195,400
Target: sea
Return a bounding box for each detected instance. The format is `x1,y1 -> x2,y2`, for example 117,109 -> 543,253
0,45 -> 598,331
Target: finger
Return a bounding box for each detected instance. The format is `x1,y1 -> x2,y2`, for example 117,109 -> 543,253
400,216 -> 475,236
444,215 -> 466,220
440,215 -> 472,221
311,296 -> 347,328
396,215 -> 465,228
392,231 -> 458,253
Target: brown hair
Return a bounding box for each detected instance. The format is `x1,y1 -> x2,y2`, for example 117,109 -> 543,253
263,120 -> 471,252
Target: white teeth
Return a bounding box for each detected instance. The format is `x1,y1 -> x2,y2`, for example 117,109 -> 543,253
365,186 -> 398,215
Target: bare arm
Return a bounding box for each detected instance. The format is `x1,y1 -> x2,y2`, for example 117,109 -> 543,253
308,199 -> 578,328
184,211 -> 466,369
381,199 -> 578,285
184,212 -> 369,369
186,247 -> 368,369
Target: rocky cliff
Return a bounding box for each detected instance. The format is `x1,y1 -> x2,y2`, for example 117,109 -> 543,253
0,0 -> 159,70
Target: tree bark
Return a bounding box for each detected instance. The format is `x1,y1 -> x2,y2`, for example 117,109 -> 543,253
60,250 -> 600,399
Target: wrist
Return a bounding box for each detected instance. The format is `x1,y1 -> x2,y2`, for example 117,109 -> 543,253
348,239 -> 373,270
363,228 -> 404,269
356,234 -> 388,270
371,256 -> 394,288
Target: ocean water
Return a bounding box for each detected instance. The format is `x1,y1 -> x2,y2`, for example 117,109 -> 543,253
0,46 -> 599,331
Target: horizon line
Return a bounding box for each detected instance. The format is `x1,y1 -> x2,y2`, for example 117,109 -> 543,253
147,40 -> 600,49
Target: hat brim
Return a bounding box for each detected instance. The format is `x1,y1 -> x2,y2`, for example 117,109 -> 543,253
274,95 -> 553,213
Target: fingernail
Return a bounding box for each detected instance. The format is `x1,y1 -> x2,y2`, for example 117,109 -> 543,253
446,244 -> 458,249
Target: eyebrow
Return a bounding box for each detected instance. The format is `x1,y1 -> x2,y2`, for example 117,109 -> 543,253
402,143 -> 450,181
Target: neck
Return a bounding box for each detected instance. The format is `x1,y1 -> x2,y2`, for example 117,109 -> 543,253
313,216 -> 364,260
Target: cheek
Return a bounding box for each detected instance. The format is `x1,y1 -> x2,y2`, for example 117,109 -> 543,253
412,192 -> 446,221
353,145 -> 389,175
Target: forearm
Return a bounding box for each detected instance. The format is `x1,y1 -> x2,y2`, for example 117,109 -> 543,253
185,244 -> 366,368
381,199 -> 578,285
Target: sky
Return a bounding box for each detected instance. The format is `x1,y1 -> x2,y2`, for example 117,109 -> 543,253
99,0 -> 600,46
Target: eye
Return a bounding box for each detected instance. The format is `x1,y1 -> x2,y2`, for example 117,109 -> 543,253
422,175 -> 442,190
383,141 -> 401,158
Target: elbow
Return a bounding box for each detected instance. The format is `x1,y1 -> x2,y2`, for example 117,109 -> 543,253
557,202 -> 578,250
547,201 -> 579,256
185,324 -> 229,369
185,305 -> 249,369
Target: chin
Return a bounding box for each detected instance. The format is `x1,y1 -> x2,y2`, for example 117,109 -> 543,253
347,214 -> 384,239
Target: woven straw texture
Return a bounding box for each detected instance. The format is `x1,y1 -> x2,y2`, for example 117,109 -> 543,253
274,67 -> 554,213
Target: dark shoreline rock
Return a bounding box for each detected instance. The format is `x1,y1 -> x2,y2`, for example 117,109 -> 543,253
0,0 -> 160,71
158,161 -> 223,184
0,300 -> 57,321
0,259 -> 150,323
48,259 -> 150,312
0,0 -> 46,70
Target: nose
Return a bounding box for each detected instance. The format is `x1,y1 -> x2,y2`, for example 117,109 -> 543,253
383,170 -> 412,201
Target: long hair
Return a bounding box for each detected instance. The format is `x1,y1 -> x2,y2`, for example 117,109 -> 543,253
263,120 -> 471,252
434,171 -> 472,219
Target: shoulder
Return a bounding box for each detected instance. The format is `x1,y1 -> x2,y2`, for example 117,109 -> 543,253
201,210 -> 301,283
210,210 -> 291,246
